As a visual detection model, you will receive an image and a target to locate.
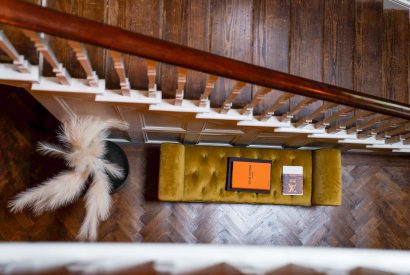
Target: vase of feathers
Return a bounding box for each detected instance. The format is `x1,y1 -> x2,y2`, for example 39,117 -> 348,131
8,115 -> 130,241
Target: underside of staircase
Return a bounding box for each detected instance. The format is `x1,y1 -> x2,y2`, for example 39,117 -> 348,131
0,0 -> 409,154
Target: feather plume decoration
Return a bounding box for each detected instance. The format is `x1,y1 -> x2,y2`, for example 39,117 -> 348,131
8,115 -> 129,241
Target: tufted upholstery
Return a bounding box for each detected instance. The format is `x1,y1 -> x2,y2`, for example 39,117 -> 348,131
312,148 -> 342,206
158,144 -> 342,206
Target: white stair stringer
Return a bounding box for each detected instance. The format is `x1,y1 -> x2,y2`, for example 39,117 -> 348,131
237,116 -> 291,128
338,136 -> 386,145
150,99 -> 210,113
31,77 -> 105,95
275,124 -> 327,134
96,89 -> 161,105
367,141 -> 410,150
0,63 -> 39,83
0,31 -> 409,154
308,130 -> 357,140
196,108 -> 253,121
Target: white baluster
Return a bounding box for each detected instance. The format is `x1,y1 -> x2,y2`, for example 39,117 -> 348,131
0,31 -> 31,73
23,30 -> 71,85
175,67 -> 187,106
260,93 -> 293,121
146,59 -> 157,98
279,97 -> 316,122
68,41 -> 98,87
295,102 -> 336,128
199,75 -> 217,108
220,81 -> 246,114
110,51 -> 130,96
242,87 -> 271,116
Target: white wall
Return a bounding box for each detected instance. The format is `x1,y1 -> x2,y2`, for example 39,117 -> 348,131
0,243 -> 409,274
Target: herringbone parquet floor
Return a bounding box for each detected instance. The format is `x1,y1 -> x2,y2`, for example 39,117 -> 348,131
0,85 -> 409,248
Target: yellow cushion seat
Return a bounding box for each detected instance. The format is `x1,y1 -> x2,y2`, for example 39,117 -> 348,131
158,143 -> 342,206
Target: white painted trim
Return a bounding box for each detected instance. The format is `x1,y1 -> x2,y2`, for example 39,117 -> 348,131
96,89 -> 161,104
143,127 -> 186,133
237,116 -> 291,128
308,130 -> 357,140
0,64 -> 39,82
275,124 -> 326,134
150,99 -> 209,113
367,141 -> 410,149
196,108 -> 253,121
197,142 -> 233,147
247,144 -> 284,149
392,148 -> 410,153
32,77 -> 105,94
0,244 -> 409,274
338,136 -> 386,145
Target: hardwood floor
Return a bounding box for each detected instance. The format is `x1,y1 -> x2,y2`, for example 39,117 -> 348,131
0,85 -> 409,247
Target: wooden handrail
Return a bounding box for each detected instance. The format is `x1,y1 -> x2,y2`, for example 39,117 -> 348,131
1,0 -> 410,120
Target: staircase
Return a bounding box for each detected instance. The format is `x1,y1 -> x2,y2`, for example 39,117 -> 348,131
0,0 -> 409,154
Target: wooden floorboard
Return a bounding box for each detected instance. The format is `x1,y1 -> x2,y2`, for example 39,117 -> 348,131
0,85 -> 409,247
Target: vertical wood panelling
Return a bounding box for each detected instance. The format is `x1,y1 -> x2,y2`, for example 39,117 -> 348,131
382,10 -> 409,103
106,0 -> 162,90
160,0 -> 188,98
46,0 -> 106,79
323,0 -> 355,126
210,0 -> 253,108
289,0 -> 324,120
252,0 -> 290,115
354,0 -> 383,96
185,0 -> 211,100
158,0 -> 211,100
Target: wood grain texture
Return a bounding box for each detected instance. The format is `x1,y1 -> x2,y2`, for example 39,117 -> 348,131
323,0 -> 355,126
210,0 -> 253,108
0,0 -> 39,64
105,0 -> 162,90
354,0 -> 383,97
149,0 -> 210,100
289,0 -> 324,120
2,1 -> 410,119
159,0 -> 188,98
0,85 -> 409,247
252,0 -> 290,116
45,0 -> 106,79
382,10 -> 409,104
185,0 -> 211,100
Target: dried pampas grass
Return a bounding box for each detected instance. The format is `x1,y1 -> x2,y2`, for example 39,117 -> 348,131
8,115 -> 129,241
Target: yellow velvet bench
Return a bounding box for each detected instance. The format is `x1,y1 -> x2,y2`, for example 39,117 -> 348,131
158,144 -> 342,206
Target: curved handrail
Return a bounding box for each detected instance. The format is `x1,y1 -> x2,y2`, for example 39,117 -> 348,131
0,0 -> 409,120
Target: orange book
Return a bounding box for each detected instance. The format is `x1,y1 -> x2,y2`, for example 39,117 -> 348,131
226,157 -> 272,193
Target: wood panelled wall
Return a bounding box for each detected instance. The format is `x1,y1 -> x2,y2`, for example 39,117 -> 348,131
19,0 -> 406,113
